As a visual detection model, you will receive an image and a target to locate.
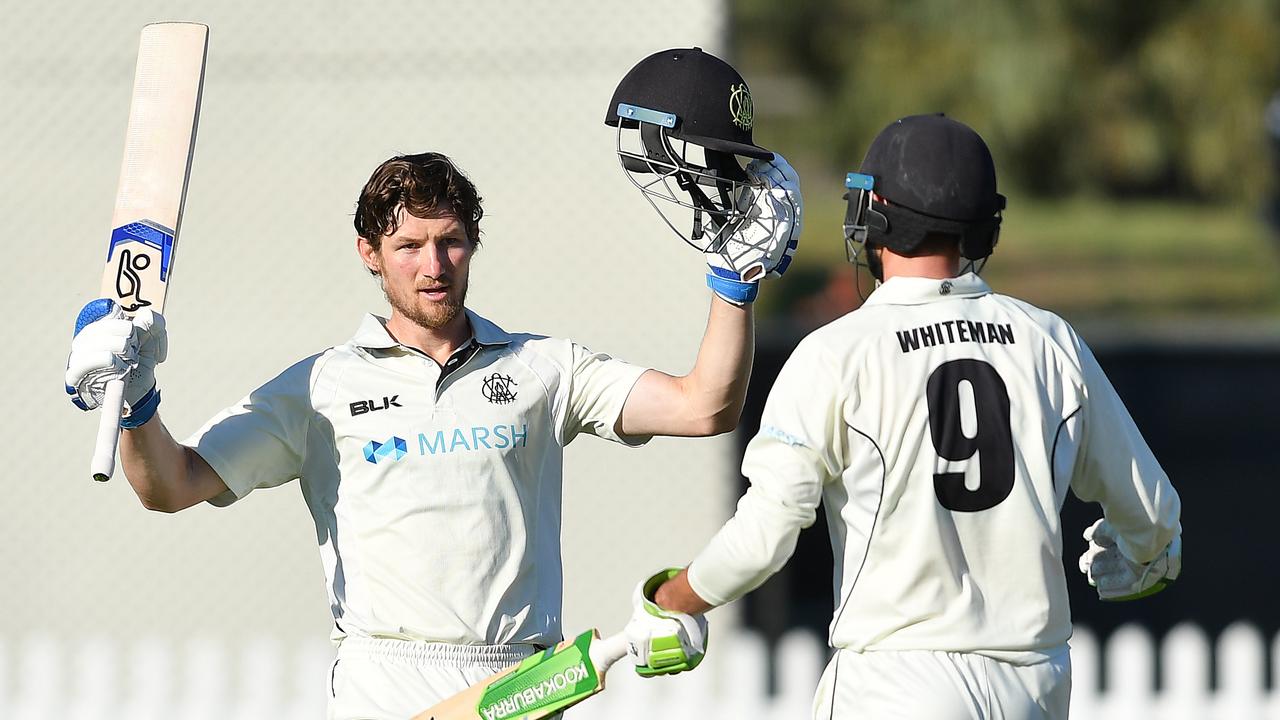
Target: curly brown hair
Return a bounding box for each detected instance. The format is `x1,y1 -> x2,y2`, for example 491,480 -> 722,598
354,152 -> 483,250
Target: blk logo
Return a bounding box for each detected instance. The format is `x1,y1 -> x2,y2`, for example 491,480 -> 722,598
351,395 -> 402,416
363,436 -> 407,464
482,373 -> 518,405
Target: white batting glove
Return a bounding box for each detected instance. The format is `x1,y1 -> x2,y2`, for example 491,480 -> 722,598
705,154 -> 802,305
1079,518 -> 1181,601
66,299 -> 167,425
624,569 -> 708,677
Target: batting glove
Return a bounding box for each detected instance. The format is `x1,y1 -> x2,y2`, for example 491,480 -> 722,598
624,568 -> 708,677
705,154 -> 802,305
66,299 -> 167,427
1079,518 -> 1181,601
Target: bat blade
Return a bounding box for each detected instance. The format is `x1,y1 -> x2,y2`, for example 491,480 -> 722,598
412,630 -> 628,720
90,22 -> 207,482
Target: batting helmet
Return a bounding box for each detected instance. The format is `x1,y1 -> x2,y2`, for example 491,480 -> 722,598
844,114 -> 1006,276
606,47 -> 773,250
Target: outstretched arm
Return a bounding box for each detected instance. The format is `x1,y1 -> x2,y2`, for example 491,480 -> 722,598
644,404 -> 829,614
618,296 -> 753,437
648,336 -> 837,612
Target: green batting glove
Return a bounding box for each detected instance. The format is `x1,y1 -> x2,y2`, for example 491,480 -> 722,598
624,568 -> 709,677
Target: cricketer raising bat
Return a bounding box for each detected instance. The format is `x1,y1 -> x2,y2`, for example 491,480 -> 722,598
412,630 -> 629,720
90,22 -> 208,482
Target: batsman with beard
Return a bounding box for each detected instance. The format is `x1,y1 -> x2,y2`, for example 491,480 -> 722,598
63,143 -> 799,719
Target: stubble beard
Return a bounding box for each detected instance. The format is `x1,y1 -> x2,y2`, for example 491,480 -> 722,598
383,277 -> 468,330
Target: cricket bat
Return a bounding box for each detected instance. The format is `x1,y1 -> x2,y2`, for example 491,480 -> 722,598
90,22 -> 208,482
412,630 -> 629,720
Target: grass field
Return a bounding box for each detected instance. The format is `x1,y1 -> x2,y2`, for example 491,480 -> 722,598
767,188 -> 1280,323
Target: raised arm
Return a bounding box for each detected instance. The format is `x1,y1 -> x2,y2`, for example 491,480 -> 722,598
67,302 -> 230,512
619,296 -> 754,437
119,416 -> 229,512
619,156 -> 801,438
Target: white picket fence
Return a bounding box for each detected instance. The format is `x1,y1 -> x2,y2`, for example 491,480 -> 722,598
0,623 -> 1276,719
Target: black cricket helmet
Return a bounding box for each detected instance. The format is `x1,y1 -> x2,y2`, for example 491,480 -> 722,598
606,47 -> 773,251
844,114 -> 1006,277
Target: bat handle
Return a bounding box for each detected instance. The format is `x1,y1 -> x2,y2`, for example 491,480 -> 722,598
91,379 -> 126,482
589,632 -> 631,676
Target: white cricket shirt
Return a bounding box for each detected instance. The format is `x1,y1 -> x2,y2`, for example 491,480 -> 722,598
185,310 -> 649,647
688,274 -> 1181,661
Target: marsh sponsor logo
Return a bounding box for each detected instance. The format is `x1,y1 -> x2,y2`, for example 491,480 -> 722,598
363,436 -> 407,464
418,424 -> 529,455
363,424 -> 529,463
479,662 -> 590,720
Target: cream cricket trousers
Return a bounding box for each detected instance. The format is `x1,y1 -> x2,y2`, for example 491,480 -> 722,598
813,646 -> 1071,720
327,637 -> 541,720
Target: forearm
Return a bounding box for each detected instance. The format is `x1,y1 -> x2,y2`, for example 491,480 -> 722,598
654,568 -> 713,614
619,295 -> 754,437
683,438 -> 825,606
681,295 -> 754,431
685,493 -> 810,607
1104,476 -> 1181,563
655,489 -> 810,614
1075,339 -> 1183,562
119,414 -> 215,512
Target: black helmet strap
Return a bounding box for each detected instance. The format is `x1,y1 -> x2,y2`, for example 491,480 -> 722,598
844,187 -> 1005,283
638,123 -> 737,244
866,200 -> 1003,261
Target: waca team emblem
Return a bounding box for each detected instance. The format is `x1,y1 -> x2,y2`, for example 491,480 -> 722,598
729,83 -> 754,131
483,373 -> 518,404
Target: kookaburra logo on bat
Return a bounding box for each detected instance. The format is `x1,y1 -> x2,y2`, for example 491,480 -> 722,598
115,248 -> 153,311
107,220 -> 174,313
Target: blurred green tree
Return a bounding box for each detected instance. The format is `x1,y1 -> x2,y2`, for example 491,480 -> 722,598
731,0 -> 1280,202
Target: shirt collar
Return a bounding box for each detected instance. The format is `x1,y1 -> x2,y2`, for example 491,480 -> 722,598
861,272 -> 992,308
350,308 -> 515,351
464,309 -> 516,347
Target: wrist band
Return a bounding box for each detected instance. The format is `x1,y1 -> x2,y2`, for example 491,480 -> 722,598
705,271 -> 759,304
120,387 -> 161,428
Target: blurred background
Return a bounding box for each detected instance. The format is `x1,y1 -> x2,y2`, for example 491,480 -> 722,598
2,0 -> 1279,717
733,2 -> 1280,716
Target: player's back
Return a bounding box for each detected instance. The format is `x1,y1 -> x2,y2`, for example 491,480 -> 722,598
812,274 -> 1087,660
